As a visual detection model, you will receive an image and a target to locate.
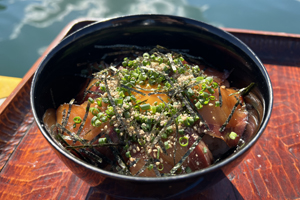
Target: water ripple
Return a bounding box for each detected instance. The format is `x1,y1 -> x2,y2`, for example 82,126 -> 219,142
9,0 -> 206,40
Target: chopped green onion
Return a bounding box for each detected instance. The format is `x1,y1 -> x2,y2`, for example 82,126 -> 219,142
124,143 -> 129,150
119,91 -> 125,98
122,61 -> 128,66
140,103 -> 151,110
97,112 -> 104,118
91,116 -> 102,127
179,136 -> 189,147
206,76 -> 213,84
138,138 -> 146,146
128,60 -> 133,67
203,92 -> 210,98
100,115 -> 108,122
178,129 -> 185,135
187,88 -> 194,97
100,84 -> 106,92
165,82 -> 171,89
157,147 -> 160,159
195,76 -> 204,82
130,95 -> 136,102
151,105 -> 156,114
166,126 -> 173,134
195,101 -> 203,109
157,163 -> 164,171
203,99 -> 210,105
210,96 -> 215,100
105,106 -> 115,116
115,128 -> 120,134
164,141 -> 170,150
96,98 -> 102,107
157,57 -> 163,63
124,111 -> 130,119
143,53 -> 150,59
73,116 -> 82,124
148,164 -> 154,170
185,166 -> 192,173
95,120 -> 102,127
99,137 -> 107,144
89,107 -> 99,115
184,117 -> 194,127
161,133 -> 168,139
207,87 -> 215,94
88,97 -> 94,103
103,98 -> 109,104
203,147 -> 207,153
212,82 -> 219,88
126,151 -> 131,158
115,98 -> 123,106
229,131 -> 238,140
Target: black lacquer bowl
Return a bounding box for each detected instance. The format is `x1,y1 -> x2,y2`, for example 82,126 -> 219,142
30,15 -> 273,199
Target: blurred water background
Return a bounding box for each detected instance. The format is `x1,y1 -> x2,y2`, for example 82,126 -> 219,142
0,0 -> 300,78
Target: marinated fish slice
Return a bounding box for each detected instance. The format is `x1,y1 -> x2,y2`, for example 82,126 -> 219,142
56,101 -> 110,143
196,87 -> 248,147
125,129 -> 213,176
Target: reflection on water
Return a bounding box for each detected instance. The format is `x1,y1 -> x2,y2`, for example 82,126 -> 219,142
0,0 -> 208,77
10,0 -> 207,40
0,0 -> 300,77
9,0 -> 106,39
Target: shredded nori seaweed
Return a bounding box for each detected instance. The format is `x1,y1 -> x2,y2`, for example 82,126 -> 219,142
218,86 -> 223,107
120,84 -> 146,96
65,143 -> 121,149
219,99 -> 240,132
169,133 -> 205,175
62,99 -> 75,127
76,102 -> 91,136
105,134 -> 132,175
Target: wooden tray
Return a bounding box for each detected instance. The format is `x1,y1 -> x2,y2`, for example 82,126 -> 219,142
1,18 -> 300,199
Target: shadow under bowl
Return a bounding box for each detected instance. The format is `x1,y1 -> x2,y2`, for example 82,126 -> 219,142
30,14 -> 273,199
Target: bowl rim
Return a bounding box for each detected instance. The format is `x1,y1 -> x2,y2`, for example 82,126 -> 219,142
30,14 -> 273,182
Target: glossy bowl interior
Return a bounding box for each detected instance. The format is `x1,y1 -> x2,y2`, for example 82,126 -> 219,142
30,15 -> 273,199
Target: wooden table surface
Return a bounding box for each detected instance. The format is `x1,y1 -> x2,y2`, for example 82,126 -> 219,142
1,19 -> 300,200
